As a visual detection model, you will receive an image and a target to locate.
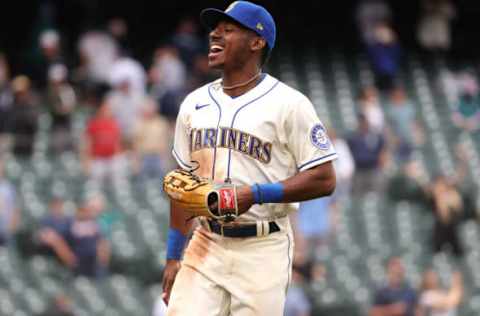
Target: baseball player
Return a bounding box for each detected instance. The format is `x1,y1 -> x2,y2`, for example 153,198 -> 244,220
162,1 -> 337,315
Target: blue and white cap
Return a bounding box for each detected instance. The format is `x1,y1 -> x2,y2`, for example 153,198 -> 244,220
200,1 -> 276,52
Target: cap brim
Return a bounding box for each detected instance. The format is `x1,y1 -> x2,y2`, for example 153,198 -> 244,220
200,8 -> 239,30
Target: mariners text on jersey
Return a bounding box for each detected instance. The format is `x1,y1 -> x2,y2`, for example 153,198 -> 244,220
190,127 -> 272,164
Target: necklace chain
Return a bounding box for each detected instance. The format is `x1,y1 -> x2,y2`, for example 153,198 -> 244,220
221,72 -> 261,90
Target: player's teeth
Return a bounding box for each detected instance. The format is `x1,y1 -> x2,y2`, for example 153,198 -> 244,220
211,45 -> 224,52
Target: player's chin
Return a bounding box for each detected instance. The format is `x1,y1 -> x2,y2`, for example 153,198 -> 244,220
207,59 -> 224,70
208,53 -> 225,69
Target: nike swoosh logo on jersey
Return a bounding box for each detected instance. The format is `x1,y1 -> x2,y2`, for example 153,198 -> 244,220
195,103 -> 210,110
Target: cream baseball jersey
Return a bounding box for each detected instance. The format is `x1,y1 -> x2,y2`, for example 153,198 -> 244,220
172,74 -> 337,222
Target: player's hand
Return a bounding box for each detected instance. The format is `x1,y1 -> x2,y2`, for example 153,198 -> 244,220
162,259 -> 181,305
236,185 -> 254,215
38,228 -> 58,246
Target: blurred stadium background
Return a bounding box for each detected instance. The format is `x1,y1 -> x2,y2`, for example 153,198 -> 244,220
0,0 -> 480,315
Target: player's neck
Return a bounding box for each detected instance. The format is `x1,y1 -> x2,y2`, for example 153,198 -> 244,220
221,67 -> 262,98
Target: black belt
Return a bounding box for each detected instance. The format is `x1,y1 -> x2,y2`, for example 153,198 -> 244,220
207,220 -> 280,238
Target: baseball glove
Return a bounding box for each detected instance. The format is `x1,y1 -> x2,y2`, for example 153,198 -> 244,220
163,169 -> 239,222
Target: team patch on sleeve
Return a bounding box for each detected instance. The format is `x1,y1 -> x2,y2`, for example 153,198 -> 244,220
310,124 -> 330,150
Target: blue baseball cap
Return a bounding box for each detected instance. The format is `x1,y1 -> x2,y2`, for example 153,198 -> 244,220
200,1 -> 276,52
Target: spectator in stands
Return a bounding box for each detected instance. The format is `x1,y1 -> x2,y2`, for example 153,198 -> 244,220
298,196 -> 334,252
386,86 -> 417,161
38,196 -> 72,245
347,113 -> 387,195
149,45 -> 187,121
456,70 -> 478,96
417,0 -> 456,57
46,64 -> 77,154
43,203 -> 110,278
6,75 -> 39,157
439,70 -> 480,134
426,175 -> 464,258
387,159 -> 429,202
83,192 -> 120,238
285,268 -> 312,316
366,23 -> 401,91
451,81 -> 480,132
0,54 -> 13,153
419,270 -> 463,316
36,195 -> 75,262
170,17 -> 204,69
290,218 -> 312,280
356,0 -> 392,44
36,206 -> 76,268
358,86 -> 385,132
370,257 -> 420,316
31,30 -> 66,89
76,30 -> 119,85
329,127 -> 355,202
0,159 -> 20,245
132,98 -> 170,179
158,87 -> 189,125
107,57 -> 147,144
67,201 -> 110,278
109,56 -> 146,96
149,46 -> 185,99
82,98 -> 126,186
437,68 -> 459,107
83,82 -> 111,112
107,17 -> 131,56
452,144 -> 478,220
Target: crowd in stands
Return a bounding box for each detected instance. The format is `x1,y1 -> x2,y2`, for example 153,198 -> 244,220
369,257 -> 463,316
0,15 -> 211,285
0,1 -> 478,315
286,1 -> 477,315
0,12 -> 220,315
0,14 -> 220,182
36,193 -> 111,278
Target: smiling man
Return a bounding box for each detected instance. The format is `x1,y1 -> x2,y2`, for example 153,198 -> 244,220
162,2 -> 337,315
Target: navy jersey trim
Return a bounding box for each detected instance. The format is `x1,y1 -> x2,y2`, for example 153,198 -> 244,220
208,84 -> 223,180
226,80 -> 280,180
297,153 -> 337,171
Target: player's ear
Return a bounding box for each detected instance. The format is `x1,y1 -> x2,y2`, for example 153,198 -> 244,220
250,37 -> 266,53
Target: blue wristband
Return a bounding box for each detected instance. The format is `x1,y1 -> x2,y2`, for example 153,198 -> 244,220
166,228 -> 188,260
251,183 -> 284,204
